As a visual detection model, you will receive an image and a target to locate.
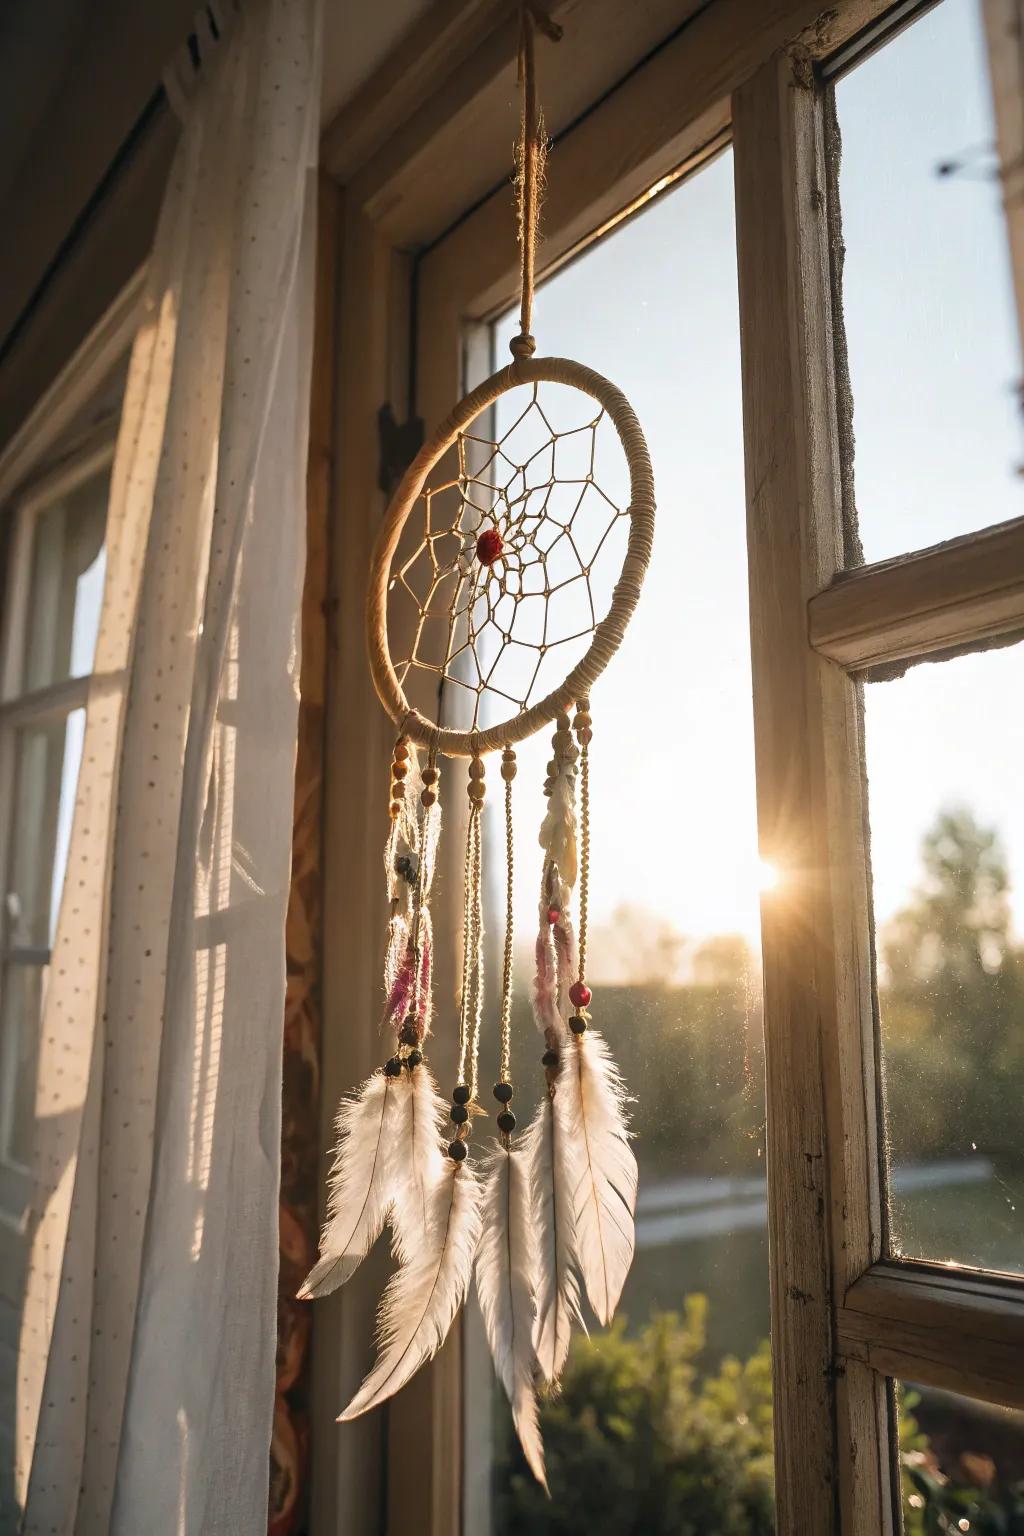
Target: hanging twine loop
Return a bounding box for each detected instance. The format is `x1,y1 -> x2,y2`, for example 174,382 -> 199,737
511,0 -> 562,361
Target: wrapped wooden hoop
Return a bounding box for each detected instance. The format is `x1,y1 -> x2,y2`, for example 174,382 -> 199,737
366,354 -> 656,757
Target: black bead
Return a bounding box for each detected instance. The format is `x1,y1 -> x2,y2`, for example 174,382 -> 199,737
542,1048 -> 560,1068
452,1084 -> 471,1105
450,1103 -> 469,1124
384,1057 -> 402,1077
448,1139 -> 468,1161
399,1019 -> 419,1046
493,1081 -> 514,1104
405,1049 -> 423,1069
496,1110 -> 516,1134
569,1015 -> 588,1035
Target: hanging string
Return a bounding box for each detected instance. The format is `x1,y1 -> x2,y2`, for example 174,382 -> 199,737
468,802 -> 485,1100
498,749 -> 517,1086
511,0 -> 562,360
574,699 -> 592,988
457,752 -> 487,1104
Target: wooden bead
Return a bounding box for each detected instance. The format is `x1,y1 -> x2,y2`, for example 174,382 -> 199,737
493,1082 -> 513,1103
421,789 -> 437,807
389,803 -> 401,819
452,1084 -> 471,1105
451,1103 -> 469,1125
577,727 -> 593,745
394,742 -> 409,761
574,713 -> 592,730
500,756 -> 517,781
421,765 -> 439,785
406,1049 -> 423,1068
468,780 -> 486,802
556,711 -> 571,729
468,758 -> 486,779
448,1139 -> 468,1162
542,1048 -> 560,1068
496,1110 -> 516,1134
392,760 -> 408,780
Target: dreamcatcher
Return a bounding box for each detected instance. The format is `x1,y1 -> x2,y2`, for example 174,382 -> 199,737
300,0 -> 654,1490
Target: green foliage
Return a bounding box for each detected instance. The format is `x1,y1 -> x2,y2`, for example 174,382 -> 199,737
900,1390 -> 1024,1535
880,806 -> 1024,1171
495,1304 -> 1024,1536
495,1297 -> 773,1536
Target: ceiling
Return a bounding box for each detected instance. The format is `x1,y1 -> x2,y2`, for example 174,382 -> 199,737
321,0 -> 434,131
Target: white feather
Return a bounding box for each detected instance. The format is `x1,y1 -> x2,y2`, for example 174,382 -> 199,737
339,1159 -> 483,1419
390,1062 -> 448,1261
523,1093 -> 583,1386
299,1070 -> 403,1300
557,1030 -> 638,1326
475,1144 -> 548,1490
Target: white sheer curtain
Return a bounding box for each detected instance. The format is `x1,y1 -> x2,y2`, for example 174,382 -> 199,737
16,0 -> 322,1529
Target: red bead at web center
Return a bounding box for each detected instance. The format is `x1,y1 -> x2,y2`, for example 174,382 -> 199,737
476,527 -> 504,566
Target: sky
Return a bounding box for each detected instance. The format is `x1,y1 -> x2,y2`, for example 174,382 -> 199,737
481,0 -> 1024,966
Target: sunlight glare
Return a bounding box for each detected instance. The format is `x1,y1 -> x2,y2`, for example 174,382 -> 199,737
758,858 -> 781,894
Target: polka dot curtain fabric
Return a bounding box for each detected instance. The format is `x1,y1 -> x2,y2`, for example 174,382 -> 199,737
15,1 -> 321,1529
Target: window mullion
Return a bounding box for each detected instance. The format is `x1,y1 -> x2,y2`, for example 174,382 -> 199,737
808,514 -> 1024,672
733,48 -> 894,1536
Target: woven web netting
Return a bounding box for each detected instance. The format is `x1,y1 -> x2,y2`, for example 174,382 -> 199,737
388,381 -> 631,732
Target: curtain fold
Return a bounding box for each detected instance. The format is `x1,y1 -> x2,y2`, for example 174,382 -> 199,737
16,0 -> 322,1528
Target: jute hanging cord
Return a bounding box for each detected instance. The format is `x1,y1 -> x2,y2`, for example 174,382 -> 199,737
511,0 -> 563,358
304,3 -> 653,1497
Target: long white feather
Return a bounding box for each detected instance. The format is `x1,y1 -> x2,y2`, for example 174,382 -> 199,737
299,1070 -> 403,1300
523,1093 -> 583,1386
557,1030 -> 638,1326
475,1145 -> 547,1489
339,1159 -> 483,1420
390,1062 -> 448,1261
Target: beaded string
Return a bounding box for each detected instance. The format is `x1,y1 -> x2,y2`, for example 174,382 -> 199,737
449,750 -> 486,1158
569,698 -> 594,1033
494,748 -> 518,1144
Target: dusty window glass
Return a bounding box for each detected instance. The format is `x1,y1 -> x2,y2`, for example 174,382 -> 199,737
866,644 -> 1024,1273
898,1380 -> 1024,1531
834,0 -> 1023,563
463,149 -> 774,1536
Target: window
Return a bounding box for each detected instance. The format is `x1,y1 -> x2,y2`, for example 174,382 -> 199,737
0,461 -> 108,1206
470,154 -> 771,1533
324,0 -> 1024,1530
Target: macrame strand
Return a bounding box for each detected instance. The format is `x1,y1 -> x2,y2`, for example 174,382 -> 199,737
574,699 -> 591,987
499,749 -> 517,1088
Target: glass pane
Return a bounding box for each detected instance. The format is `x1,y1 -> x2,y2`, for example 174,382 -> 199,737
6,709 -> 85,951
835,0 -> 1023,562
866,645 -> 1024,1272
467,151 -> 773,1534
22,468 -> 108,693
899,1380 -> 1024,1533
0,964 -> 44,1168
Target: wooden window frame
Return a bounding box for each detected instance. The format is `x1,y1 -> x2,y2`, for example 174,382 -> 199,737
317,2 -> 1024,1532
0,281 -> 137,1323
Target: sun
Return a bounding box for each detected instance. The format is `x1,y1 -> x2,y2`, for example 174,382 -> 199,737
758,858 -> 781,894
